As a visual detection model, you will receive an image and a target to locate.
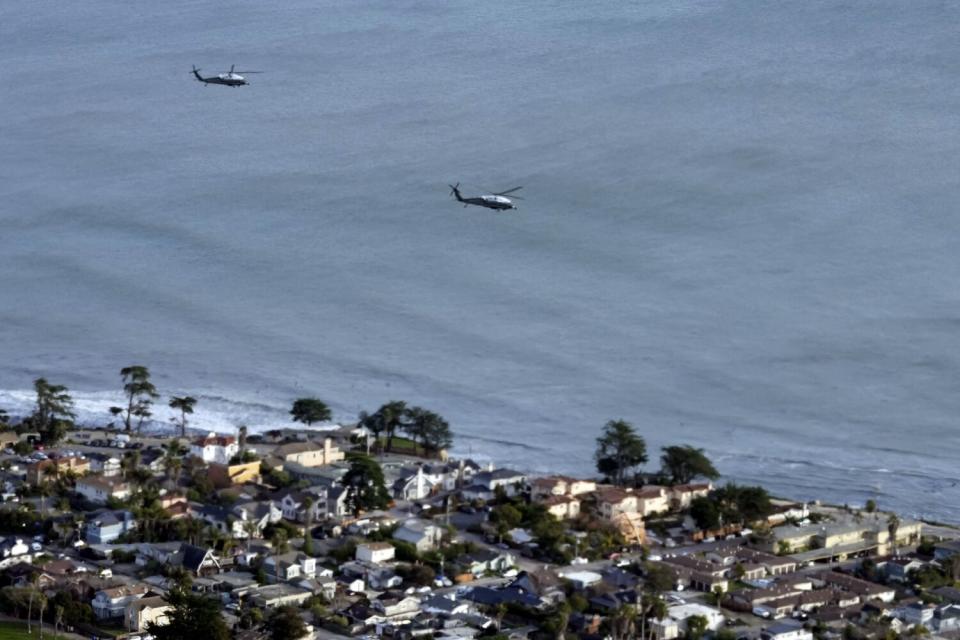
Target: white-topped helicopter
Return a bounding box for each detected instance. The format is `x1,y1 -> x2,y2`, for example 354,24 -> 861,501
449,183 -> 523,211
191,65 -> 262,87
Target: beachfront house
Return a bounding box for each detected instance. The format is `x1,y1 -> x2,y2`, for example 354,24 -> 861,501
190,433 -> 238,465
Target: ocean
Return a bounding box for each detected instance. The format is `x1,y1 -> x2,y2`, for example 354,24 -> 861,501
2,0 -> 959,521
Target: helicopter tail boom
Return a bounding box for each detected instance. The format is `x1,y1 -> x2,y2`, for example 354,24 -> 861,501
191,66 -> 204,82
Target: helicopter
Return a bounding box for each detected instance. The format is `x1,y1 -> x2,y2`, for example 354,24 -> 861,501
448,183 -> 523,211
191,65 -> 262,87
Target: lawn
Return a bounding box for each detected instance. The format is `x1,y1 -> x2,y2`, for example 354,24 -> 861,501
0,621 -> 69,639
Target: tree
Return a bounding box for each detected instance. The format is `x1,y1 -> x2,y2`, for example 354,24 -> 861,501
660,445 -> 719,485
238,425 -> 248,454
290,398 -> 331,426
343,453 -> 390,516
168,396 -> 197,438
403,406 -> 453,455
147,588 -> 230,640
31,378 -> 75,445
372,401 -> 407,452
686,614 -> 709,640
264,605 -> 307,640
302,496 -> 314,556
118,366 -> 159,433
689,496 -> 720,531
865,499 -> 877,513
491,504 -> 523,542
595,419 -> 647,486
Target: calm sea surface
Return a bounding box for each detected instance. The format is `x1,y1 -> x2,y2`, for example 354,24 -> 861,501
2,1 -> 959,520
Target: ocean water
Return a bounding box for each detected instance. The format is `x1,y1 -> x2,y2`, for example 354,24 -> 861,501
2,1 -> 959,521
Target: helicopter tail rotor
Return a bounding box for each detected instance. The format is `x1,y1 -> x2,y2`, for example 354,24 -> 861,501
449,183 -> 463,202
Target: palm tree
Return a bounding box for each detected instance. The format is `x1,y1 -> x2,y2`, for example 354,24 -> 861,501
38,596 -> 46,640
122,449 -> 141,481
379,401 -> 408,452
887,513 -> 901,555
169,396 -> 197,438
238,425 -> 248,455
119,366 -> 158,433
54,605 -> 64,638
302,496 -> 314,555
270,530 -> 289,582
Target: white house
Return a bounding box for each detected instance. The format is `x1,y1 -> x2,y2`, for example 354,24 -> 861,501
356,542 -> 396,564
652,603 -> 725,640
76,477 -> 132,505
279,490 -> 328,523
190,433 -> 239,465
92,585 -> 148,620
0,537 -> 30,568
761,620 -> 813,640
393,519 -> 443,552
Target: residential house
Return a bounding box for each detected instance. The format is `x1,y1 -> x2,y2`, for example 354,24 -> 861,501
542,494 -> 581,520
635,486 -> 671,516
208,460 -> 261,488
392,466 -> 442,501
934,540 -> 960,562
596,487 -> 638,520
356,542 -> 396,564
652,603 -> 724,640
199,501 -> 281,539
76,476 -> 131,505
141,543 -> 220,576
762,620 -> 814,640
85,510 -> 137,544
264,552 -> 316,583
92,585 -> 148,620
885,557 -> 926,582
421,594 -> 473,617
250,583 -> 313,608
819,571 -> 895,603
125,595 -> 171,632
190,433 -> 238,465
273,439 -> 345,468
394,519 -> 443,552
530,476 -> 597,502
86,453 -> 122,477
372,592 -> 421,621
27,456 -> 89,485
0,537 -> 30,568
465,468 -> 528,499
278,489 -> 328,523
669,483 -> 712,510
462,549 -> 517,577
295,575 -> 337,602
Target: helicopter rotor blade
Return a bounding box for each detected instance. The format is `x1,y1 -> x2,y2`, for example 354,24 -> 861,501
493,186 -> 523,196
235,71 -> 264,74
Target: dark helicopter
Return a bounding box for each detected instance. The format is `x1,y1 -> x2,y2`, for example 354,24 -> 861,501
449,183 -> 523,211
191,65 -> 262,87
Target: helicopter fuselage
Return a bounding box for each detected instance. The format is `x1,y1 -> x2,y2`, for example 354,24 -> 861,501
193,69 -> 248,86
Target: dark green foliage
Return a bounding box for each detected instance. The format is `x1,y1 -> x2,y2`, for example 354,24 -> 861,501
686,614 -> 708,640
147,589 -> 229,640
595,419 -> 647,486
660,445 -> 720,485
343,453 -> 390,515
391,540 -> 419,563
290,397 -> 332,425
689,496 -> 720,530
30,378 -> 75,445
643,562 -> 677,593
168,396 -> 197,438
118,366 -> 159,433
264,605 -> 307,640
395,563 -> 435,586
403,406 -> 454,455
